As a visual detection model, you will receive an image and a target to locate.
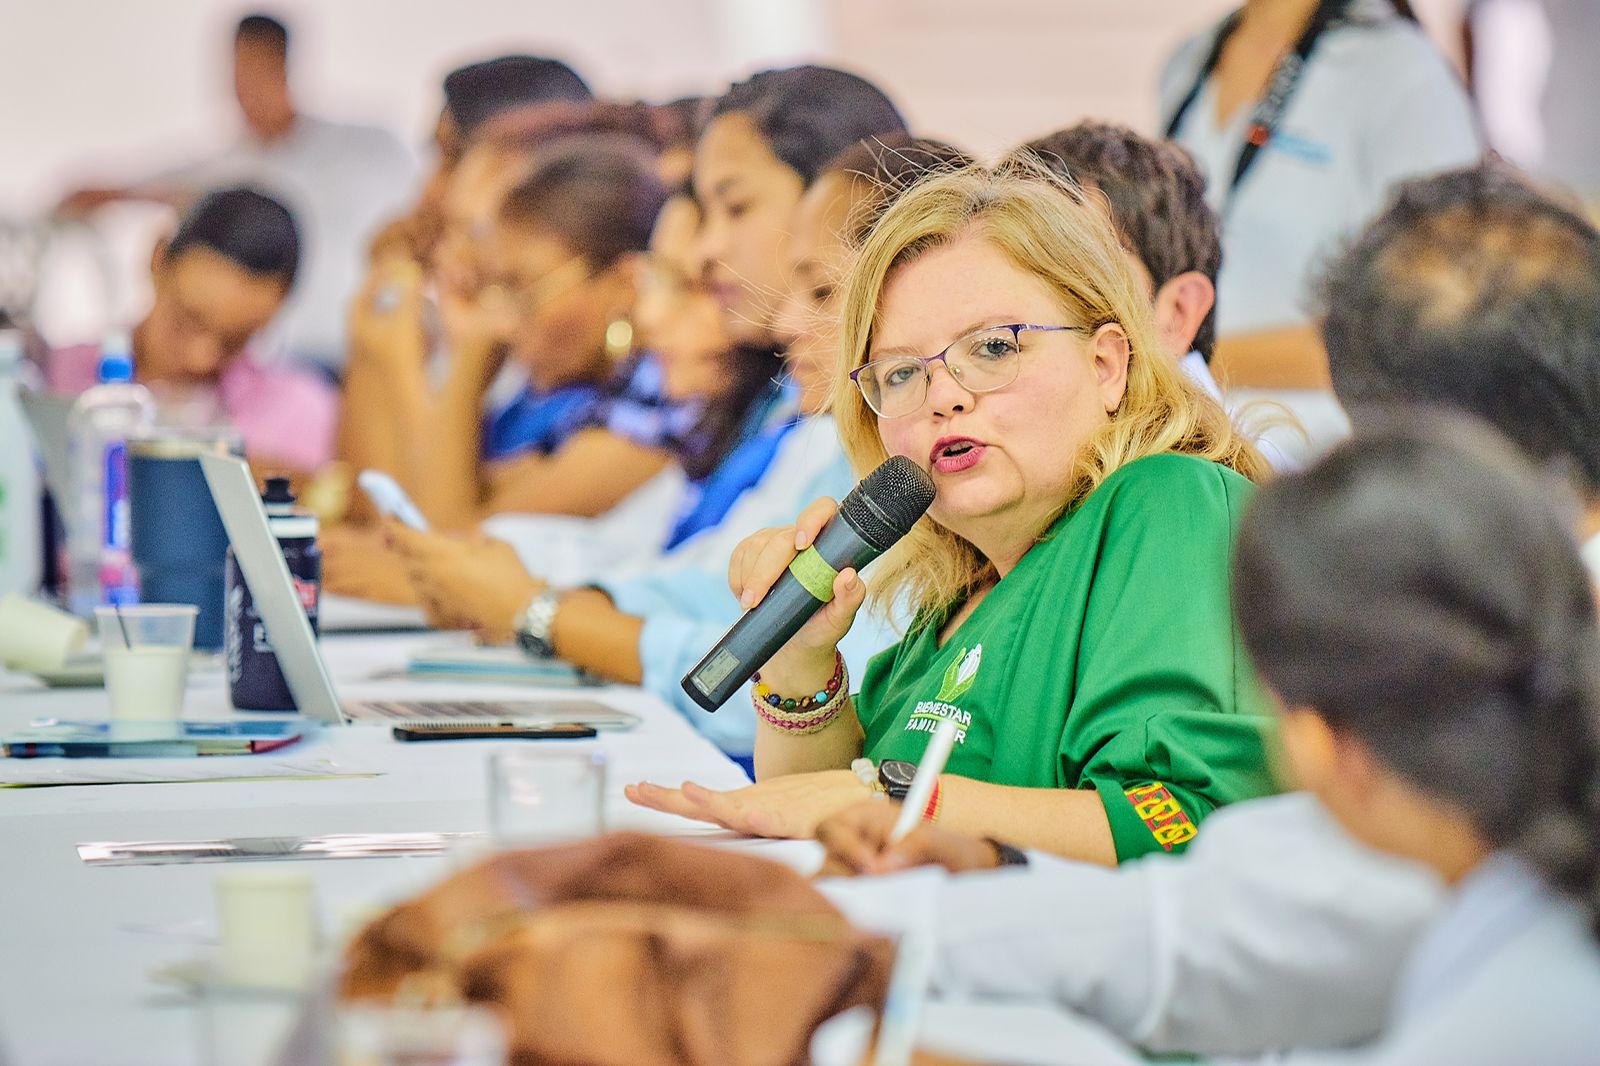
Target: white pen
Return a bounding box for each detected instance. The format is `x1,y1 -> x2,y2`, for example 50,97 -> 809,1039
888,716 -> 959,843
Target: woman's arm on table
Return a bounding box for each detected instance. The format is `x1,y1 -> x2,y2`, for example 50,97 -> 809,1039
482,429 -> 671,521
625,770 -> 1117,864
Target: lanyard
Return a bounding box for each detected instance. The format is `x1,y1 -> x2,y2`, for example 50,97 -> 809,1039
1164,0 -> 1353,199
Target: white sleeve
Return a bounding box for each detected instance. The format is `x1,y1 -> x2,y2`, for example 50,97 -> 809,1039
918,794 -> 1446,1055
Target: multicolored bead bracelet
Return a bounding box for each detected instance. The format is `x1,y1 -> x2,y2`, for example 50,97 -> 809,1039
752,651 -> 848,734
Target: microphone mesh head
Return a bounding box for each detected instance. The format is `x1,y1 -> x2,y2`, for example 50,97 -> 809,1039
840,455 -> 937,551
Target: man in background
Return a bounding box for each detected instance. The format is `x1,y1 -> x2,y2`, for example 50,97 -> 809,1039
1320,159 -> 1600,580
59,13 -> 417,376
47,187 -> 336,476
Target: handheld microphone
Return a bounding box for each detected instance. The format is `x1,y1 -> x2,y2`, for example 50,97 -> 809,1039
681,455 -> 936,712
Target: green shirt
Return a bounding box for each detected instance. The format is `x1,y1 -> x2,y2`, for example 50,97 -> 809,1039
857,452 -> 1276,861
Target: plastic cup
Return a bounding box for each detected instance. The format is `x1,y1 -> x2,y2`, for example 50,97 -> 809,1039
213,869 -> 321,990
95,604 -> 197,733
0,592 -> 89,671
487,748 -> 607,847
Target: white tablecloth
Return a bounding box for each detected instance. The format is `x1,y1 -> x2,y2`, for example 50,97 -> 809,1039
0,629 -> 1124,1066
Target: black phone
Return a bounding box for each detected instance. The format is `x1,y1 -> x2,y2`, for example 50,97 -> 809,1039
391,722 -> 599,742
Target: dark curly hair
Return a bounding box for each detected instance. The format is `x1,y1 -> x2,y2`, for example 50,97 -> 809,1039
1319,160 -> 1600,501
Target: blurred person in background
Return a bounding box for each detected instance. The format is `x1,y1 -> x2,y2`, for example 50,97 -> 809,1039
1319,160 -> 1600,583
693,66 -> 907,352
476,96 -> 708,192
369,65 -> 911,598
1467,0 -> 1600,211
1162,0 -> 1480,462
58,13 -> 416,376
340,132 -> 679,530
371,54 -> 595,268
44,187 -> 335,475
386,135 -> 969,763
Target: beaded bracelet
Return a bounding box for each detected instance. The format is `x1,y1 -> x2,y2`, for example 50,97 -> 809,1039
752,652 -> 848,734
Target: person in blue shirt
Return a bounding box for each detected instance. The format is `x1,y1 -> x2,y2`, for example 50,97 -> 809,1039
389,91 -> 930,764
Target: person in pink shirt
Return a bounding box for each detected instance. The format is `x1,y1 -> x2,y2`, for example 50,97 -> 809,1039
47,187 -> 337,474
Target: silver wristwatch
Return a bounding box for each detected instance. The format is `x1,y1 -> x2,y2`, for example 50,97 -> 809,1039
514,590 -> 562,659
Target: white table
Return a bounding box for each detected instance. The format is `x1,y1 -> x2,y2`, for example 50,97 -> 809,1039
0,629 -> 1125,1066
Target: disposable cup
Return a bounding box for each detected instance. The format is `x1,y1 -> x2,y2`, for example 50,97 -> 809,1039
487,748 -> 607,847
0,593 -> 88,671
95,604 -> 197,734
213,868 -> 321,990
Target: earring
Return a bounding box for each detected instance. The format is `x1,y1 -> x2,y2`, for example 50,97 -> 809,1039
604,314 -> 634,360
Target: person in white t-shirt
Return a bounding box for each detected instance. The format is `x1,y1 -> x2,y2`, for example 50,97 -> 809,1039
1318,160 -> 1600,584
1161,0 -> 1480,462
59,14 -> 416,374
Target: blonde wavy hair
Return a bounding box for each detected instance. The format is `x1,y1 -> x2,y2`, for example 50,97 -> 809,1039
831,159 -> 1270,619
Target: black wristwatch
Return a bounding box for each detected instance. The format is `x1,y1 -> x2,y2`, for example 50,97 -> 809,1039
878,759 -> 917,801
987,839 -> 1030,867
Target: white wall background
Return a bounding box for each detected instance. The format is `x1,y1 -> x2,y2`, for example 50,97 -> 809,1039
0,0 -> 1470,340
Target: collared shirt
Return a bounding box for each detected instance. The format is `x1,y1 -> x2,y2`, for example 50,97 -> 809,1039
1179,350 -> 1299,472
1249,853 -> 1600,1064
46,341 -> 337,472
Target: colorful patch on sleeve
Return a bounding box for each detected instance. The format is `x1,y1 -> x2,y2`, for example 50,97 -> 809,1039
1124,781 -> 1197,851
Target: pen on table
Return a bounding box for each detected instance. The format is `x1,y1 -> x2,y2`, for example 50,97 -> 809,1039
888,716 -> 959,844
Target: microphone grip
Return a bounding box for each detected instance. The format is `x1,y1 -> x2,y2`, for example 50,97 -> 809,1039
681,519 -> 879,712
682,572 -> 823,712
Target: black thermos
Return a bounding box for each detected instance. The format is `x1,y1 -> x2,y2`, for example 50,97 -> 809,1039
225,478 -> 321,710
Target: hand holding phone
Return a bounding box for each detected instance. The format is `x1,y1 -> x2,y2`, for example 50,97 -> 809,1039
392,722 -> 598,742
358,469 -> 430,532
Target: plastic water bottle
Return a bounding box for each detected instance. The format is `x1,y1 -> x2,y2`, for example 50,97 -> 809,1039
0,329 -> 43,597
66,334 -> 155,615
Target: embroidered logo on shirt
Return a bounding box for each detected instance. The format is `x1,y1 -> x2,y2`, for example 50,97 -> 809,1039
936,644 -> 982,702
1125,782 -> 1197,851
904,643 -> 982,743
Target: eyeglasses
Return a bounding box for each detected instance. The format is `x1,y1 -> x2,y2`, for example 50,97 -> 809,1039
849,323 -> 1091,418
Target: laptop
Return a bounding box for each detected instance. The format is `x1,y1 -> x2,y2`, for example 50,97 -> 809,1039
200,452 -> 639,730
